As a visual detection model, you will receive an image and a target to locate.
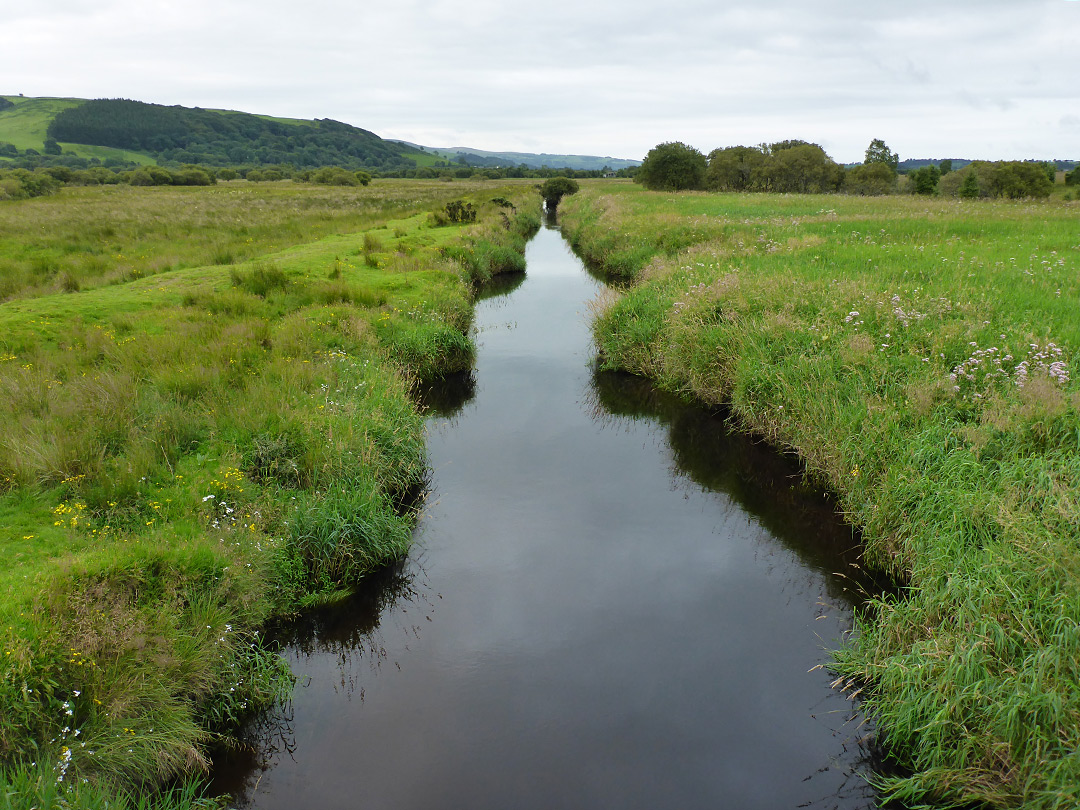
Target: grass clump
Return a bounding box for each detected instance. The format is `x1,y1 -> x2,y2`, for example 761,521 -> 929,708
0,180 -> 541,801
561,181 -> 1080,809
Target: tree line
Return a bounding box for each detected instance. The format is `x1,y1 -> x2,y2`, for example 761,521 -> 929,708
635,140 -> 1067,199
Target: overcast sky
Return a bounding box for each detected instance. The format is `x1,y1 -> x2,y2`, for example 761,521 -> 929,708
5,0 -> 1078,162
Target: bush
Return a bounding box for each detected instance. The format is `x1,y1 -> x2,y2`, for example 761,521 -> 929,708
443,199 -> 477,223
636,142 -> 706,191
538,176 -> 579,211
0,169 -> 61,199
312,166 -> 359,186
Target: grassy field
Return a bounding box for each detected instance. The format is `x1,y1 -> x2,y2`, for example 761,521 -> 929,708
560,181 -> 1079,809
0,179 -> 530,302
0,179 -> 540,806
0,96 -> 153,165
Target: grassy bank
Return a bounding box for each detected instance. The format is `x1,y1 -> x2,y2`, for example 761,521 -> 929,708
0,180 -> 540,805
560,181 -> 1079,809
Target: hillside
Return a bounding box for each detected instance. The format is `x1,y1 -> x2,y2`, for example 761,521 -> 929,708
42,98 -> 423,170
1,95 -> 638,174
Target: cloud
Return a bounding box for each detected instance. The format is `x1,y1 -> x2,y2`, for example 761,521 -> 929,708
3,0 -> 1078,161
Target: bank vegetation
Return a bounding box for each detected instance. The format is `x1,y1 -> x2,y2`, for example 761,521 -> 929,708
560,182 -> 1078,809
0,179 -> 540,807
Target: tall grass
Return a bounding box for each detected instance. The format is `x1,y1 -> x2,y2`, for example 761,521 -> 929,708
0,181 -> 541,801
561,182 -> 1080,809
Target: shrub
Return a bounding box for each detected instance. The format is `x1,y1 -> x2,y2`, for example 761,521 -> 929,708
538,176 -> 579,211
443,199 -> 477,223
312,167 -> 359,186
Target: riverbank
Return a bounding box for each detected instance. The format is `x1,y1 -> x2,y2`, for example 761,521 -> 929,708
559,182 -> 1079,809
0,180 -> 540,806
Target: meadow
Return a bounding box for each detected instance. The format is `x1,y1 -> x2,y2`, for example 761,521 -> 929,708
0,179 -> 540,806
559,182 -> 1079,809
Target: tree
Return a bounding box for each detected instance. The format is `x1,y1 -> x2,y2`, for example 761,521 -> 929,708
705,146 -> 764,191
864,139 -> 899,173
958,170 -> 980,199
636,142 -> 706,191
844,162 -> 897,196
763,143 -> 841,193
984,161 -> 1052,199
538,176 -> 579,211
939,159 -> 953,175
910,164 -> 941,195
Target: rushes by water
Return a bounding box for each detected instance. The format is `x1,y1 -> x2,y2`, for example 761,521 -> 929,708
560,182 -> 1080,809
0,181 -> 540,800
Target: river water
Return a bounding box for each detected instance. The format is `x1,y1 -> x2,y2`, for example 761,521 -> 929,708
211,221 -> 886,809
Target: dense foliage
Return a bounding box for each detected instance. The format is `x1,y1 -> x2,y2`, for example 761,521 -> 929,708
636,142 -> 707,191
47,99 -> 421,170
706,140 -> 842,193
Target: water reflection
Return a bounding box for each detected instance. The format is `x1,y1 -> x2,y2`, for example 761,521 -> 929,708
211,224 -> 893,810
590,369 -> 883,604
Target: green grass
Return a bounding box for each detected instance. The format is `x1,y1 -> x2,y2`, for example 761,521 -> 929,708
0,179 -> 541,802
0,180 -> 533,303
0,97 -> 83,150
561,182 -> 1080,809
0,96 -> 153,165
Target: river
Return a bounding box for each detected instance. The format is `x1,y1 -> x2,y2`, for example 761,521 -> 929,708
211,220 -> 887,809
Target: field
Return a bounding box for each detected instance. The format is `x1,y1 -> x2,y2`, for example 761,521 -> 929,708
0,179 -> 540,806
559,182 -> 1079,809
0,96 -> 153,165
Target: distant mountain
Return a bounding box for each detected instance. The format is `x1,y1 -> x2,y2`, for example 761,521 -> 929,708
399,143 -> 640,172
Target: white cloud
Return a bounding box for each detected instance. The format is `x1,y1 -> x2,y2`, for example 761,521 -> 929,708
3,0 -> 1078,161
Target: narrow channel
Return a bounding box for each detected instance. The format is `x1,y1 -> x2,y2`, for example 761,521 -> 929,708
212,221 -> 886,809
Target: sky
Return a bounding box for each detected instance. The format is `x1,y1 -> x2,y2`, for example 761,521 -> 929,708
4,0 -> 1078,163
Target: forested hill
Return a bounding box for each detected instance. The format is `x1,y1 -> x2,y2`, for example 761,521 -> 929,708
46,98 -> 423,170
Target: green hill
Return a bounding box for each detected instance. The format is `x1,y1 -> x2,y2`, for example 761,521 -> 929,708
1,94 -> 637,175
45,98 -> 424,170
0,96 -> 427,171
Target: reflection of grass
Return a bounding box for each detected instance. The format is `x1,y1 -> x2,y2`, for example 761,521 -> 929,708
0,180 -> 540,805
562,183 -> 1080,809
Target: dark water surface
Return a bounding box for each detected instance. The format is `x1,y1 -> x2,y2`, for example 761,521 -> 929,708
212,223 -> 885,809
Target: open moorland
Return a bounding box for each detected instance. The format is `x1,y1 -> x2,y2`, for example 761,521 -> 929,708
559,182 -> 1079,809
0,178 -> 540,807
